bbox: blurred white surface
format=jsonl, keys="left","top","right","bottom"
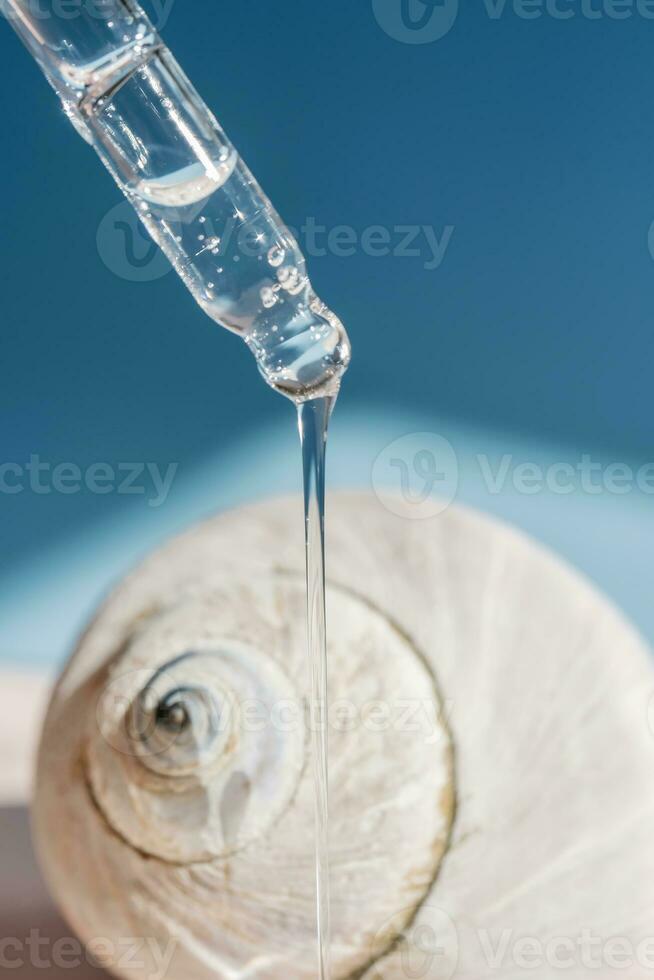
{"left": 0, "top": 672, "right": 52, "bottom": 804}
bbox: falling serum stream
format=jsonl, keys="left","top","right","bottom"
{"left": 3, "top": 1, "right": 352, "bottom": 975}
{"left": 298, "top": 395, "right": 335, "bottom": 980}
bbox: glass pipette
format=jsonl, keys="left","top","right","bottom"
{"left": 1, "top": 0, "right": 351, "bottom": 400}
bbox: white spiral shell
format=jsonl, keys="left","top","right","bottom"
{"left": 32, "top": 492, "right": 654, "bottom": 979}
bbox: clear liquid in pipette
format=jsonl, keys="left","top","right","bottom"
{"left": 124, "top": 152, "right": 350, "bottom": 399}
{"left": 133, "top": 154, "right": 238, "bottom": 208}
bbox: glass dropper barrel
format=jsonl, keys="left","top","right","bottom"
{"left": 1, "top": 0, "right": 351, "bottom": 400}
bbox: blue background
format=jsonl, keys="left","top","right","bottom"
{"left": 1, "top": 0, "right": 653, "bottom": 666}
